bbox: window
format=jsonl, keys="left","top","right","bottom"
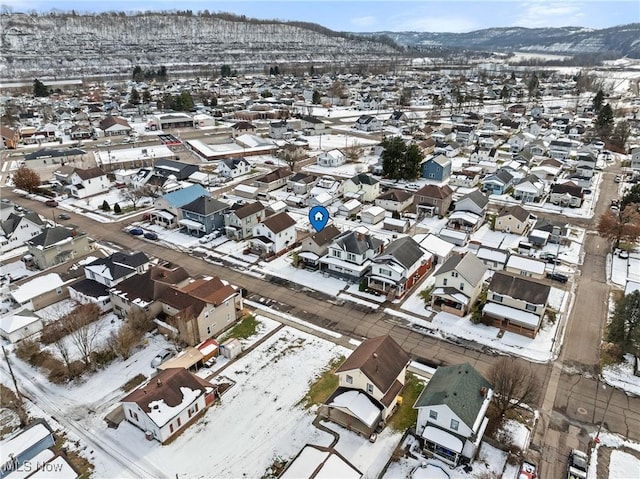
{"left": 380, "top": 268, "right": 393, "bottom": 277}
{"left": 346, "top": 253, "right": 356, "bottom": 262}
{"left": 525, "top": 303, "right": 536, "bottom": 312}
{"left": 177, "top": 418, "right": 181, "bottom": 427}
{"left": 451, "top": 271, "right": 458, "bottom": 277}
{"left": 492, "top": 294, "right": 503, "bottom": 303}
{"left": 169, "top": 424, "right": 174, "bottom": 433}
{"left": 450, "top": 419, "right": 459, "bottom": 431}
{"left": 366, "top": 383, "right": 374, "bottom": 394}
{"left": 206, "top": 326, "right": 211, "bottom": 335}
{"left": 56, "top": 287, "right": 62, "bottom": 295}
{"left": 443, "top": 278, "right": 448, "bottom": 286}
{"left": 429, "top": 410, "right": 438, "bottom": 420}
{"left": 332, "top": 249, "right": 341, "bottom": 258}
{"left": 459, "top": 283, "right": 464, "bottom": 291}
{"left": 346, "top": 375, "right": 353, "bottom": 384}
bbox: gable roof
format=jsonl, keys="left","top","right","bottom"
{"left": 161, "top": 185, "right": 209, "bottom": 207}
{"left": 336, "top": 335, "right": 410, "bottom": 393}
{"left": 99, "top": 116, "right": 131, "bottom": 130}
{"left": 255, "top": 167, "right": 292, "bottom": 184}
{"left": 179, "top": 276, "right": 238, "bottom": 306}
{"left": 415, "top": 184, "right": 453, "bottom": 199}
{"left": 86, "top": 251, "right": 148, "bottom": 281}
{"left": 158, "top": 287, "right": 206, "bottom": 317}
{"left": 121, "top": 368, "right": 212, "bottom": 427}
{"left": 73, "top": 166, "right": 106, "bottom": 180}
{"left": 457, "top": 189, "right": 488, "bottom": 210}
{"left": 111, "top": 264, "right": 190, "bottom": 303}
{"left": 497, "top": 205, "right": 530, "bottom": 223}
{"left": 414, "top": 363, "right": 491, "bottom": 429}
{"left": 489, "top": 272, "right": 550, "bottom": 305}
{"left": 374, "top": 236, "right": 425, "bottom": 269}
{"left": 1, "top": 212, "right": 43, "bottom": 235}
{"left": 28, "top": 226, "right": 79, "bottom": 248}
{"left": 551, "top": 182, "right": 583, "bottom": 197}
{"left": 436, "top": 253, "right": 487, "bottom": 287}
{"left": 308, "top": 224, "right": 341, "bottom": 247}
{"left": 221, "top": 157, "right": 248, "bottom": 169}
{"left": 229, "top": 201, "right": 265, "bottom": 219}
{"left": 349, "top": 173, "right": 379, "bottom": 186}
{"left": 333, "top": 230, "right": 383, "bottom": 255}
{"left": 181, "top": 196, "right": 228, "bottom": 216}
{"left": 261, "top": 211, "right": 296, "bottom": 233}
{"left": 377, "top": 189, "right": 413, "bottom": 203}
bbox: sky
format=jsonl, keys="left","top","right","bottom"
{"left": 2, "top": 0, "right": 638, "bottom": 33}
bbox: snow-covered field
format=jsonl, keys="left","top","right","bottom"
{"left": 105, "top": 326, "right": 351, "bottom": 478}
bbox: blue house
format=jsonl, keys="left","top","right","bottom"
{"left": 481, "top": 169, "right": 514, "bottom": 195}
{"left": 421, "top": 155, "right": 451, "bottom": 181}
{"left": 1, "top": 420, "right": 55, "bottom": 477}
{"left": 179, "top": 196, "right": 229, "bottom": 236}
{"left": 151, "top": 184, "right": 210, "bottom": 228}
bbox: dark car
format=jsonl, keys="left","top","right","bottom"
{"left": 45, "top": 199, "right": 58, "bottom": 207}
{"left": 567, "top": 449, "right": 588, "bottom": 479}
{"left": 546, "top": 272, "right": 568, "bottom": 283}
{"left": 128, "top": 227, "right": 144, "bottom": 236}
{"left": 143, "top": 232, "right": 159, "bottom": 240}
{"left": 58, "top": 213, "right": 71, "bottom": 220}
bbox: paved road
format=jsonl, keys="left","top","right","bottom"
{"left": 2, "top": 157, "right": 639, "bottom": 475}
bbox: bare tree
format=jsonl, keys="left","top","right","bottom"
{"left": 107, "top": 324, "right": 141, "bottom": 360}
{"left": 277, "top": 146, "right": 306, "bottom": 172}
{"left": 62, "top": 303, "right": 102, "bottom": 368}
{"left": 120, "top": 185, "right": 149, "bottom": 210}
{"left": 343, "top": 144, "right": 364, "bottom": 163}
{"left": 13, "top": 166, "right": 41, "bottom": 193}
{"left": 488, "top": 357, "right": 541, "bottom": 418}
{"left": 597, "top": 204, "right": 640, "bottom": 248}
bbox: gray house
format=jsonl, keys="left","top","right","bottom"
{"left": 179, "top": 196, "right": 229, "bottom": 236}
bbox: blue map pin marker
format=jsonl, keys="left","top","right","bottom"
{"left": 309, "top": 205, "right": 329, "bottom": 232}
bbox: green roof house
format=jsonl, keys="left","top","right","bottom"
{"left": 413, "top": 363, "right": 493, "bottom": 467}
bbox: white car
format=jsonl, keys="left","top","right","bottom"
{"left": 151, "top": 349, "right": 175, "bottom": 368}
{"left": 567, "top": 449, "right": 588, "bottom": 479}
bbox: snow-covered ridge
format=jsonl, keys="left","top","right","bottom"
{"left": 0, "top": 13, "right": 399, "bottom": 80}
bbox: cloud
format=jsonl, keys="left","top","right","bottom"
{"left": 351, "top": 15, "right": 377, "bottom": 28}
{"left": 514, "top": 1, "right": 587, "bottom": 28}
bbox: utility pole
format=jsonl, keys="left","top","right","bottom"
{"left": 594, "top": 384, "right": 614, "bottom": 443}
{"left": 2, "top": 345, "right": 23, "bottom": 403}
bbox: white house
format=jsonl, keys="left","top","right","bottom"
{"left": 218, "top": 157, "right": 251, "bottom": 178}
{"left": 1, "top": 212, "right": 44, "bottom": 254}
{"left": 320, "top": 230, "right": 383, "bottom": 280}
{"left": 430, "top": 253, "right": 487, "bottom": 316}
{"left": 67, "top": 167, "right": 111, "bottom": 199}
{"left": 513, "top": 174, "right": 545, "bottom": 203}
{"left": 9, "top": 273, "right": 65, "bottom": 310}
{"left": 0, "top": 310, "right": 43, "bottom": 343}
{"left": 317, "top": 149, "right": 346, "bottom": 167}
{"left": 251, "top": 212, "right": 297, "bottom": 257}
{"left": 631, "top": 147, "right": 640, "bottom": 173}
{"left": 343, "top": 173, "right": 380, "bottom": 203}
{"left": 120, "top": 368, "right": 216, "bottom": 444}
{"left": 414, "top": 363, "right": 493, "bottom": 467}
{"left": 354, "top": 115, "right": 382, "bottom": 132}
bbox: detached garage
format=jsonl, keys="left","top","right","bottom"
{"left": 360, "top": 206, "right": 386, "bottom": 225}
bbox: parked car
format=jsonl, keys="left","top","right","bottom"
{"left": 143, "top": 231, "right": 159, "bottom": 240}
{"left": 45, "top": 199, "right": 58, "bottom": 207}
{"left": 619, "top": 250, "right": 629, "bottom": 259}
{"left": 614, "top": 175, "right": 622, "bottom": 183}
{"left": 567, "top": 449, "right": 588, "bottom": 479}
{"left": 151, "top": 349, "right": 175, "bottom": 368}
{"left": 519, "top": 461, "right": 537, "bottom": 479}
{"left": 546, "top": 272, "right": 569, "bottom": 283}
{"left": 58, "top": 213, "right": 71, "bottom": 220}
{"left": 128, "top": 227, "right": 144, "bottom": 236}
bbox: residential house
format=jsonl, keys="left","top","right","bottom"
{"left": 575, "top": 150, "right": 597, "bottom": 179}
{"left": 449, "top": 170, "right": 480, "bottom": 188}
{"left": 69, "top": 124, "right": 93, "bottom": 140}
{"left": 218, "top": 157, "right": 251, "bottom": 178}
{"left": 421, "top": 155, "right": 451, "bottom": 182}
{"left": 179, "top": 196, "right": 228, "bottom": 236}
{"left": 158, "top": 276, "right": 243, "bottom": 345}
{"left": 224, "top": 201, "right": 265, "bottom": 240}
{"left": 99, "top": 116, "right": 132, "bottom": 136}
{"left": 319, "top": 335, "right": 411, "bottom": 437}
{"left": 476, "top": 246, "right": 509, "bottom": 271}
{"left": 494, "top": 205, "right": 533, "bottom": 234}
{"left": 417, "top": 233, "right": 455, "bottom": 266}
{"left": 375, "top": 189, "right": 413, "bottom": 213}
{"left": 317, "top": 149, "right": 346, "bottom": 168}
{"left": 320, "top": 230, "right": 383, "bottom": 280}
{"left": 66, "top": 167, "right": 110, "bottom": 199}
{"left": 447, "top": 190, "right": 488, "bottom": 233}
{"left": 431, "top": 253, "right": 488, "bottom": 316}
{"left": 481, "top": 169, "right": 514, "bottom": 195}
{"left": 9, "top": 273, "right": 67, "bottom": 311}
{"left": 154, "top": 159, "right": 199, "bottom": 181}
{"left": 513, "top": 174, "right": 545, "bottom": 203}
{"left": 507, "top": 132, "right": 528, "bottom": 152}
{"left": 298, "top": 224, "right": 341, "bottom": 269}
{"left": 25, "top": 227, "right": 90, "bottom": 270}
{"left": 483, "top": 272, "right": 551, "bottom": 338}
{"left": 280, "top": 445, "right": 362, "bottom": 479}
{"left": 414, "top": 184, "right": 454, "bottom": 217}
{"left": 0, "top": 420, "right": 57, "bottom": 475}
{"left": 109, "top": 263, "right": 191, "bottom": 319}
{"left": 505, "top": 255, "right": 546, "bottom": 279}
{"left": 151, "top": 184, "right": 210, "bottom": 228}
{"left": 343, "top": 173, "right": 380, "bottom": 203}
{"left": 300, "top": 115, "right": 326, "bottom": 134}
{"left": 549, "top": 182, "right": 584, "bottom": 208}
{"left": 0, "top": 213, "right": 44, "bottom": 254}
{"left": 548, "top": 139, "right": 572, "bottom": 160}
{"left": 414, "top": 363, "right": 493, "bottom": 467}
{"left": 0, "top": 310, "right": 43, "bottom": 343}
{"left": 121, "top": 368, "right": 217, "bottom": 444}
{"left": 1, "top": 125, "right": 19, "bottom": 149}
{"left": 254, "top": 167, "right": 292, "bottom": 192}
{"left": 367, "top": 237, "right": 432, "bottom": 299}
{"left": 268, "top": 120, "right": 291, "bottom": 139}
{"left": 150, "top": 113, "right": 195, "bottom": 130}
{"left": 287, "top": 172, "right": 317, "bottom": 195}
{"left": 69, "top": 251, "right": 150, "bottom": 311}
{"left": 455, "top": 125, "right": 475, "bottom": 146}
{"left": 250, "top": 212, "right": 297, "bottom": 257}
{"left": 434, "top": 140, "right": 460, "bottom": 158}
{"left": 354, "top": 115, "right": 381, "bottom": 132}
{"left": 360, "top": 206, "right": 386, "bottom": 225}
{"left": 230, "top": 120, "right": 256, "bottom": 137}
{"left": 528, "top": 220, "right": 568, "bottom": 247}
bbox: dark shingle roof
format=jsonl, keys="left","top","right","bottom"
{"left": 73, "top": 167, "right": 106, "bottom": 180}
{"left": 181, "top": 196, "right": 228, "bottom": 216}
{"left": 334, "top": 230, "right": 382, "bottom": 255}
{"left": 413, "top": 363, "right": 491, "bottom": 429}
{"left": 497, "top": 205, "right": 530, "bottom": 223}
{"left": 230, "top": 201, "right": 264, "bottom": 219}
{"left": 28, "top": 227, "right": 78, "bottom": 248}
{"left": 261, "top": 212, "right": 296, "bottom": 234}
{"left": 336, "top": 335, "right": 410, "bottom": 393}
{"left": 374, "top": 236, "right": 424, "bottom": 269}
{"left": 415, "top": 184, "right": 453, "bottom": 199}
{"left": 457, "top": 189, "right": 488, "bottom": 210}
{"left": 489, "top": 272, "right": 550, "bottom": 305}
{"left": 377, "top": 189, "right": 412, "bottom": 203}
{"left": 349, "top": 173, "right": 379, "bottom": 186}
{"left": 87, "top": 251, "right": 149, "bottom": 281}
{"left": 308, "top": 224, "right": 341, "bottom": 247}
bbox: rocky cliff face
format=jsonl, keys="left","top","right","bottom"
{"left": 377, "top": 24, "right": 640, "bottom": 58}
{"left": 0, "top": 12, "right": 400, "bottom": 80}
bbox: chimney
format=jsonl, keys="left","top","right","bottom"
{"left": 156, "top": 379, "right": 163, "bottom": 387}
{"left": 357, "top": 232, "right": 363, "bottom": 241}
{"left": 480, "top": 387, "right": 487, "bottom": 397}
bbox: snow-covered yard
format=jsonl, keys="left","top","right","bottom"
{"left": 602, "top": 354, "right": 640, "bottom": 397}
{"left": 588, "top": 432, "right": 640, "bottom": 479}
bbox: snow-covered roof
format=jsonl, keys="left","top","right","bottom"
{"left": 0, "top": 311, "right": 40, "bottom": 334}
{"left": 477, "top": 247, "right": 508, "bottom": 263}
{"left": 506, "top": 255, "right": 545, "bottom": 274}
{"left": 328, "top": 390, "right": 381, "bottom": 428}
{"left": 416, "top": 233, "right": 455, "bottom": 258}
{"left": 281, "top": 445, "right": 361, "bottom": 479}
{"left": 27, "top": 456, "right": 77, "bottom": 479}
{"left": 0, "top": 423, "right": 51, "bottom": 465}
{"left": 10, "top": 274, "right": 64, "bottom": 305}
{"left": 422, "top": 425, "right": 463, "bottom": 453}
{"left": 483, "top": 302, "right": 541, "bottom": 329}
{"left": 362, "top": 205, "right": 385, "bottom": 217}
{"left": 146, "top": 386, "right": 201, "bottom": 428}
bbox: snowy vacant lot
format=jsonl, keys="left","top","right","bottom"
{"left": 105, "top": 327, "right": 352, "bottom": 478}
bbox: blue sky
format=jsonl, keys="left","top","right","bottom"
{"left": 3, "top": 1, "right": 638, "bottom": 32}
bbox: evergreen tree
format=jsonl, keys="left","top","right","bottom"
{"left": 593, "top": 90, "right": 605, "bottom": 113}
{"left": 101, "top": 200, "right": 111, "bottom": 211}
{"left": 33, "top": 78, "right": 48, "bottom": 97}
{"left": 220, "top": 65, "right": 232, "bottom": 77}
{"left": 606, "top": 291, "right": 640, "bottom": 354}
{"left": 611, "top": 120, "right": 631, "bottom": 150}
{"left": 132, "top": 65, "right": 144, "bottom": 82}
{"left": 596, "top": 103, "right": 614, "bottom": 139}
{"left": 157, "top": 66, "right": 167, "bottom": 80}
{"left": 381, "top": 136, "right": 424, "bottom": 181}
{"left": 312, "top": 90, "right": 321, "bottom": 105}
{"left": 130, "top": 87, "right": 140, "bottom": 105}
{"left": 142, "top": 89, "right": 152, "bottom": 103}
{"left": 113, "top": 203, "right": 122, "bottom": 214}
